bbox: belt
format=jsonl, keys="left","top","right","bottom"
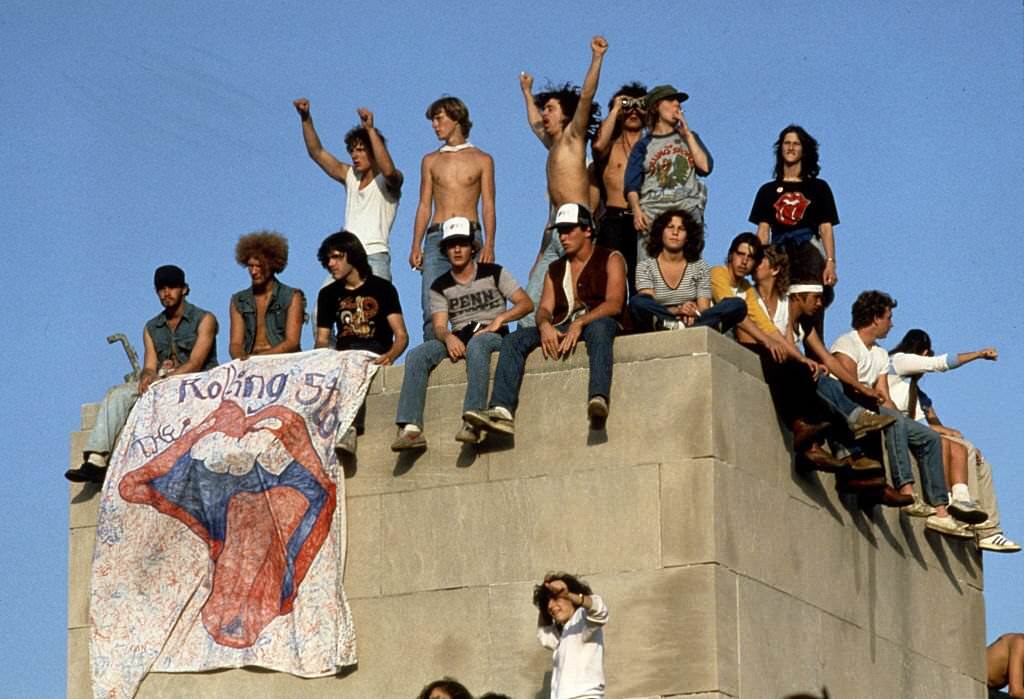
{"left": 427, "top": 221, "right": 482, "bottom": 234}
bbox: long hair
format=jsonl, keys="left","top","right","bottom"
{"left": 763, "top": 245, "right": 790, "bottom": 295}
{"left": 646, "top": 209, "right": 705, "bottom": 262}
{"left": 534, "top": 83, "right": 601, "bottom": 141}
{"left": 890, "top": 328, "right": 932, "bottom": 356}
{"left": 725, "top": 232, "right": 765, "bottom": 266}
{"left": 773, "top": 124, "right": 820, "bottom": 179}
{"left": 316, "top": 230, "right": 371, "bottom": 277}
{"left": 602, "top": 81, "right": 647, "bottom": 143}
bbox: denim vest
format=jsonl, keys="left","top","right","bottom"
{"left": 145, "top": 301, "right": 219, "bottom": 371}
{"left": 230, "top": 281, "right": 300, "bottom": 354}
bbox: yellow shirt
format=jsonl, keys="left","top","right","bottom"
{"left": 709, "top": 266, "right": 776, "bottom": 336}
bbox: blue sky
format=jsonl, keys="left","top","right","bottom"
{"left": 2, "top": 2, "right": 1021, "bottom": 695}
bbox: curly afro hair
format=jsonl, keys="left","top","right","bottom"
{"left": 235, "top": 230, "right": 289, "bottom": 274}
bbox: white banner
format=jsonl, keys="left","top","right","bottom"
{"left": 89, "top": 349, "right": 378, "bottom": 699}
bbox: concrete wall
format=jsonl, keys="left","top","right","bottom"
{"left": 67, "top": 329, "right": 987, "bottom": 698}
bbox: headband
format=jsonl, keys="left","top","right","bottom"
{"left": 789, "top": 284, "right": 824, "bottom": 294}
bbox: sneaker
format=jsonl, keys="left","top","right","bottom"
{"left": 64, "top": 462, "right": 107, "bottom": 484}
{"left": 654, "top": 318, "right": 685, "bottom": 331}
{"left": 454, "top": 420, "right": 484, "bottom": 444}
{"left": 900, "top": 496, "right": 936, "bottom": 518}
{"left": 850, "top": 411, "right": 897, "bottom": 440}
{"left": 947, "top": 498, "right": 989, "bottom": 525}
{"left": 925, "top": 514, "right": 974, "bottom": 539}
{"left": 977, "top": 533, "right": 1022, "bottom": 553}
{"left": 587, "top": 396, "right": 609, "bottom": 420}
{"left": 336, "top": 426, "right": 357, "bottom": 455}
{"left": 464, "top": 407, "right": 514, "bottom": 435}
{"left": 390, "top": 426, "right": 426, "bottom": 452}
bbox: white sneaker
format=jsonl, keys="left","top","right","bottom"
{"left": 977, "top": 533, "right": 1022, "bottom": 553}
{"left": 925, "top": 514, "right": 974, "bottom": 539}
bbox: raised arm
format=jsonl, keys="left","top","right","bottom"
{"left": 519, "top": 71, "right": 550, "bottom": 147}
{"left": 569, "top": 36, "right": 608, "bottom": 139}
{"left": 358, "top": 107, "right": 403, "bottom": 195}
{"left": 293, "top": 98, "right": 350, "bottom": 183}
{"left": 677, "top": 109, "right": 711, "bottom": 174}
{"left": 480, "top": 153, "right": 497, "bottom": 263}
{"left": 591, "top": 97, "right": 622, "bottom": 157}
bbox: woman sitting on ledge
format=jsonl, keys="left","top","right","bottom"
{"left": 628, "top": 208, "right": 745, "bottom": 333}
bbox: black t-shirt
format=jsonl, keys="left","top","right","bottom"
{"left": 748, "top": 178, "right": 839, "bottom": 239}
{"left": 316, "top": 274, "right": 403, "bottom": 353}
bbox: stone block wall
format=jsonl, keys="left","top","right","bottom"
{"left": 67, "top": 329, "right": 986, "bottom": 698}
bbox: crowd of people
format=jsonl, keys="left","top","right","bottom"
{"left": 64, "top": 35, "right": 1018, "bottom": 698}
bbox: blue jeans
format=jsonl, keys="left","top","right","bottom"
{"left": 490, "top": 317, "right": 616, "bottom": 415}
{"left": 395, "top": 332, "right": 503, "bottom": 428}
{"left": 519, "top": 234, "right": 564, "bottom": 328}
{"left": 880, "top": 406, "right": 948, "bottom": 506}
{"left": 815, "top": 375, "right": 863, "bottom": 421}
{"left": 367, "top": 252, "right": 392, "bottom": 281}
{"left": 84, "top": 382, "right": 140, "bottom": 455}
{"left": 628, "top": 294, "right": 746, "bottom": 333}
{"left": 419, "top": 230, "right": 451, "bottom": 340}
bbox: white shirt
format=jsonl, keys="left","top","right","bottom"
{"left": 887, "top": 352, "right": 952, "bottom": 420}
{"left": 830, "top": 330, "right": 889, "bottom": 386}
{"left": 757, "top": 292, "right": 804, "bottom": 343}
{"left": 343, "top": 169, "right": 399, "bottom": 256}
{"left": 537, "top": 595, "right": 609, "bottom": 699}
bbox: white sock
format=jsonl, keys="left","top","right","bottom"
{"left": 401, "top": 424, "right": 421, "bottom": 435}
{"left": 86, "top": 452, "right": 108, "bottom": 467}
{"left": 951, "top": 483, "right": 971, "bottom": 502}
{"left": 492, "top": 406, "right": 513, "bottom": 420}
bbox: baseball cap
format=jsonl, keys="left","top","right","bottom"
{"left": 551, "top": 203, "right": 594, "bottom": 231}
{"left": 153, "top": 264, "right": 187, "bottom": 288}
{"left": 645, "top": 84, "right": 689, "bottom": 109}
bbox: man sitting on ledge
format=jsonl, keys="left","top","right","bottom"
{"left": 391, "top": 217, "right": 532, "bottom": 450}
{"left": 228, "top": 230, "right": 305, "bottom": 360}
{"left": 466, "top": 203, "right": 625, "bottom": 435}
{"left": 65, "top": 265, "right": 219, "bottom": 483}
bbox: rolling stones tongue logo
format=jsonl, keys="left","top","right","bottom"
{"left": 119, "top": 401, "right": 335, "bottom": 648}
{"left": 773, "top": 191, "right": 811, "bottom": 226}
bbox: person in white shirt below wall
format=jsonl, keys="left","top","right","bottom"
{"left": 887, "top": 328, "right": 1019, "bottom": 553}
{"left": 534, "top": 572, "right": 609, "bottom": 699}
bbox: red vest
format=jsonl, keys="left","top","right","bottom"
{"left": 548, "top": 246, "right": 622, "bottom": 325}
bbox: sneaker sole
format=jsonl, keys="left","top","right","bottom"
{"left": 390, "top": 440, "right": 426, "bottom": 453}
{"left": 464, "top": 411, "right": 515, "bottom": 435}
{"left": 979, "top": 543, "right": 1022, "bottom": 553}
{"left": 948, "top": 505, "right": 989, "bottom": 525}
{"left": 925, "top": 522, "right": 974, "bottom": 539}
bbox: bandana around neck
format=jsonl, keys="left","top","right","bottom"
{"left": 439, "top": 142, "right": 476, "bottom": 153}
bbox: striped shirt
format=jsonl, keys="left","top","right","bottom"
{"left": 635, "top": 256, "right": 711, "bottom": 306}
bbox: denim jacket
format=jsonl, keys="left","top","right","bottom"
{"left": 230, "top": 281, "right": 301, "bottom": 354}
{"left": 145, "top": 301, "right": 219, "bottom": 371}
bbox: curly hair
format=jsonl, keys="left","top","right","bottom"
{"left": 763, "top": 245, "right": 790, "bottom": 295}
{"left": 416, "top": 678, "right": 473, "bottom": 699}
{"left": 235, "top": 230, "right": 289, "bottom": 273}
{"left": 426, "top": 96, "right": 473, "bottom": 137}
{"left": 773, "top": 124, "right": 820, "bottom": 179}
{"left": 533, "top": 572, "right": 593, "bottom": 627}
{"left": 344, "top": 126, "right": 386, "bottom": 153}
{"left": 646, "top": 209, "right": 705, "bottom": 262}
{"left": 534, "top": 82, "right": 601, "bottom": 141}
{"left": 850, "top": 290, "right": 897, "bottom": 330}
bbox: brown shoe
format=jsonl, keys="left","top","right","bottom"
{"left": 797, "top": 443, "right": 846, "bottom": 473}
{"left": 836, "top": 475, "right": 886, "bottom": 495}
{"left": 851, "top": 411, "right": 897, "bottom": 440}
{"left": 791, "top": 418, "right": 830, "bottom": 450}
{"left": 860, "top": 485, "right": 915, "bottom": 508}
{"left": 845, "top": 455, "right": 885, "bottom": 476}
